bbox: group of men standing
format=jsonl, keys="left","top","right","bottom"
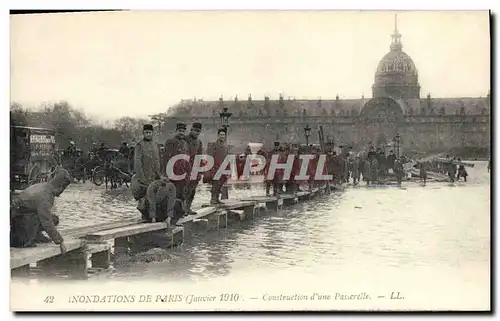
{"left": 254, "top": 143, "right": 409, "bottom": 195}
{"left": 131, "top": 122, "right": 231, "bottom": 226}
{"left": 255, "top": 142, "right": 352, "bottom": 196}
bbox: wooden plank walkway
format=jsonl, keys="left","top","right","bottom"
{"left": 10, "top": 187, "right": 331, "bottom": 279}
{"left": 85, "top": 223, "right": 183, "bottom": 242}
{"left": 11, "top": 238, "right": 84, "bottom": 269}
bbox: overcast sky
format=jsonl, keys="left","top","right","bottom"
{"left": 10, "top": 10, "right": 490, "bottom": 121}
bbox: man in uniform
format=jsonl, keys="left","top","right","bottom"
{"left": 265, "top": 142, "right": 281, "bottom": 196}
{"left": 387, "top": 150, "right": 396, "bottom": 171}
{"left": 131, "top": 124, "right": 161, "bottom": 213}
{"left": 206, "top": 128, "right": 229, "bottom": 205}
{"left": 133, "top": 177, "right": 177, "bottom": 225}
{"left": 185, "top": 123, "right": 203, "bottom": 215}
{"left": 10, "top": 168, "right": 71, "bottom": 253}
{"left": 256, "top": 146, "right": 268, "bottom": 176}
{"left": 164, "top": 123, "right": 190, "bottom": 217}
{"left": 393, "top": 158, "right": 404, "bottom": 186}
{"left": 98, "top": 142, "right": 107, "bottom": 162}
{"left": 286, "top": 144, "right": 300, "bottom": 193}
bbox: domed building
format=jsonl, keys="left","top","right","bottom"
{"left": 372, "top": 17, "right": 420, "bottom": 100}
{"left": 154, "top": 15, "right": 490, "bottom": 156}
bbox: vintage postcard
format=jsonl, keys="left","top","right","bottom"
{"left": 9, "top": 10, "right": 491, "bottom": 311}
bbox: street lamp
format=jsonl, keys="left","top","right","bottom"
{"left": 218, "top": 102, "right": 232, "bottom": 201}
{"left": 219, "top": 107, "right": 232, "bottom": 130}
{"left": 393, "top": 133, "right": 401, "bottom": 158}
{"left": 304, "top": 124, "right": 312, "bottom": 147}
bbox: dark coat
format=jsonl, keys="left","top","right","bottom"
{"left": 10, "top": 168, "right": 71, "bottom": 244}
{"left": 134, "top": 139, "right": 161, "bottom": 185}
{"left": 185, "top": 134, "right": 203, "bottom": 181}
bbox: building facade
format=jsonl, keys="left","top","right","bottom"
{"left": 154, "top": 17, "right": 490, "bottom": 155}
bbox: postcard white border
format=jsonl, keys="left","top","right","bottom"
{"left": 3, "top": 0, "right": 498, "bottom": 319}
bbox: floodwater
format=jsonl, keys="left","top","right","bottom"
{"left": 53, "top": 162, "right": 490, "bottom": 309}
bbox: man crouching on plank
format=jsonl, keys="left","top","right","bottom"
{"left": 131, "top": 176, "right": 177, "bottom": 226}
{"left": 10, "top": 168, "right": 70, "bottom": 254}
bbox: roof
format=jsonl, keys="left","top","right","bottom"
{"left": 165, "top": 95, "right": 490, "bottom": 118}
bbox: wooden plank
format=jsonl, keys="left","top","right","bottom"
{"left": 10, "top": 238, "right": 85, "bottom": 269}
{"left": 240, "top": 196, "right": 278, "bottom": 202}
{"left": 177, "top": 206, "right": 217, "bottom": 225}
{"left": 221, "top": 200, "right": 257, "bottom": 210}
{"left": 85, "top": 223, "right": 183, "bottom": 242}
{"left": 278, "top": 194, "right": 296, "bottom": 199}
{"left": 62, "top": 218, "right": 143, "bottom": 237}
{"left": 87, "top": 242, "right": 112, "bottom": 254}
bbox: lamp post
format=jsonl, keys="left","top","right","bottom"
{"left": 393, "top": 133, "right": 401, "bottom": 158}
{"left": 218, "top": 105, "right": 232, "bottom": 200}
{"left": 219, "top": 107, "right": 232, "bottom": 131}
{"left": 304, "top": 124, "right": 312, "bottom": 148}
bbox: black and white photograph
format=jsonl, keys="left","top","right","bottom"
{"left": 9, "top": 9, "right": 491, "bottom": 311}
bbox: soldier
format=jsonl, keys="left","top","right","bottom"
{"left": 265, "top": 142, "right": 281, "bottom": 196}
{"left": 387, "top": 150, "right": 396, "bottom": 171}
{"left": 206, "top": 128, "right": 229, "bottom": 205}
{"left": 352, "top": 155, "right": 361, "bottom": 185}
{"left": 185, "top": 123, "right": 203, "bottom": 215}
{"left": 132, "top": 124, "right": 161, "bottom": 210}
{"left": 418, "top": 162, "right": 428, "bottom": 185}
{"left": 164, "top": 123, "right": 190, "bottom": 216}
{"left": 133, "top": 177, "right": 177, "bottom": 224}
{"left": 97, "top": 142, "right": 107, "bottom": 162}
{"left": 393, "top": 158, "right": 404, "bottom": 186}
{"left": 65, "top": 140, "right": 76, "bottom": 158}
{"left": 307, "top": 147, "right": 319, "bottom": 190}
{"left": 256, "top": 146, "right": 268, "bottom": 176}
{"left": 272, "top": 147, "right": 288, "bottom": 195}
{"left": 445, "top": 155, "right": 457, "bottom": 183}
{"left": 10, "top": 168, "right": 71, "bottom": 253}
{"left": 286, "top": 144, "right": 301, "bottom": 193}
{"left": 456, "top": 158, "right": 468, "bottom": 182}
{"left": 119, "top": 142, "right": 130, "bottom": 158}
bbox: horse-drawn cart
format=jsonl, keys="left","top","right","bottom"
{"left": 10, "top": 126, "right": 57, "bottom": 191}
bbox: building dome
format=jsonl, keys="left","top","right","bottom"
{"left": 376, "top": 51, "right": 418, "bottom": 82}
{"left": 372, "top": 15, "right": 421, "bottom": 99}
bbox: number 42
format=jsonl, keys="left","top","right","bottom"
{"left": 44, "top": 296, "right": 54, "bottom": 304}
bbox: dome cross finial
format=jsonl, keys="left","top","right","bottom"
{"left": 390, "top": 13, "right": 403, "bottom": 51}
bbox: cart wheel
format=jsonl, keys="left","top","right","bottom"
{"left": 92, "top": 167, "right": 106, "bottom": 186}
